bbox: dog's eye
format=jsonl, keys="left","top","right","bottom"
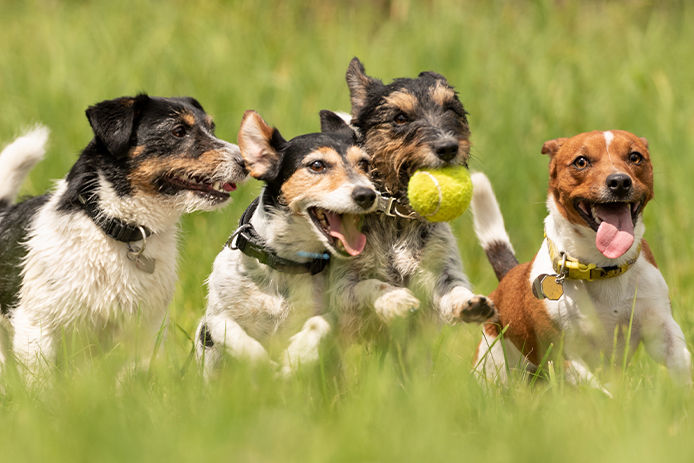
{"left": 308, "top": 160, "right": 326, "bottom": 173}
{"left": 357, "top": 159, "right": 370, "bottom": 172}
{"left": 572, "top": 156, "right": 590, "bottom": 169}
{"left": 393, "top": 113, "right": 408, "bottom": 125}
{"left": 628, "top": 151, "right": 643, "bottom": 165}
{"left": 172, "top": 126, "right": 187, "bottom": 138}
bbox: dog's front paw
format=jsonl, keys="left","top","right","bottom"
{"left": 373, "top": 287, "right": 420, "bottom": 323}
{"left": 454, "top": 295, "right": 497, "bottom": 323}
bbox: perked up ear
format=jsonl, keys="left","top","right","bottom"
{"left": 237, "top": 110, "right": 286, "bottom": 182}
{"left": 85, "top": 94, "right": 147, "bottom": 157}
{"left": 345, "top": 57, "right": 380, "bottom": 118}
{"left": 541, "top": 137, "right": 568, "bottom": 157}
{"left": 319, "top": 110, "right": 355, "bottom": 138}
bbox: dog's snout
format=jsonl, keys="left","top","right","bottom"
{"left": 606, "top": 173, "right": 632, "bottom": 196}
{"left": 434, "top": 141, "right": 458, "bottom": 161}
{"left": 352, "top": 186, "right": 377, "bottom": 209}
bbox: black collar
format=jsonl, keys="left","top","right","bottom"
{"left": 227, "top": 197, "right": 330, "bottom": 275}
{"left": 76, "top": 191, "right": 152, "bottom": 243}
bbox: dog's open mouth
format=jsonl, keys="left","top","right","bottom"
{"left": 159, "top": 173, "right": 237, "bottom": 202}
{"left": 308, "top": 207, "right": 367, "bottom": 257}
{"left": 574, "top": 199, "right": 643, "bottom": 259}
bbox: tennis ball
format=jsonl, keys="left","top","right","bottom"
{"left": 407, "top": 166, "right": 473, "bottom": 222}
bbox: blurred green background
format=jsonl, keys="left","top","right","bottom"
{"left": 1, "top": 0, "right": 694, "bottom": 461}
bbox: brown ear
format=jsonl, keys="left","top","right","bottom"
{"left": 345, "top": 57, "right": 380, "bottom": 118}
{"left": 541, "top": 137, "right": 568, "bottom": 156}
{"left": 237, "top": 110, "right": 286, "bottom": 182}
{"left": 639, "top": 137, "right": 649, "bottom": 149}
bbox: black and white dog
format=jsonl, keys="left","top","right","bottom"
{"left": 195, "top": 110, "right": 379, "bottom": 376}
{"left": 0, "top": 94, "right": 246, "bottom": 377}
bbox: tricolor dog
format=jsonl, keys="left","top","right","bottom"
{"left": 195, "top": 110, "right": 377, "bottom": 376}
{"left": 472, "top": 130, "right": 691, "bottom": 391}
{"left": 0, "top": 95, "right": 246, "bottom": 377}
{"left": 328, "top": 58, "right": 494, "bottom": 341}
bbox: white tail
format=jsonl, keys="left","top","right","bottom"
{"left": 470, "top": 172, "right": 517, "bottom": 280}
{"left": 0, "top": 125, "right": 49, "bottom": 207}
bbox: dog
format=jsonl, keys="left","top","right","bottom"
{"left": 0, "top": 94, "right": 247, "bottom": 378}
{"left": 471, "top": 130, "right": 692, "bottom": 391}
{"left": 195, "top": 110, "right": 378, "bottom": 377}
{"left": 327, "top": 58, "right": 495, "bottom": 341}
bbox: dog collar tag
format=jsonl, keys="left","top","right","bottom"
{"left": 128, "top": 252, "right": 156, "bottom": 274}
{"left": 532, "top": 274, "right": 564, "bottom": 300}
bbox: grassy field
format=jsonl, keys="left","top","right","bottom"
{"left": 1, "top": 0, "right": 694, "bottom": 461}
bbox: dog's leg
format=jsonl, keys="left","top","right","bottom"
{"left": 195, "top": 312, "right": 270, "bottom": 369}
{"left": 279, "top": 315, "right": 332, "bottom": 377}
{"left": 563, "top": 358, "right": 613, "bottom": 397}
{"left": 640, "top": 308, "right": 692, "bottom": 385}
{"left": 350, "top": 279, "right": 420, "bottom": 322}
{"left": 418, "top": 225, "right": 495, "bottom": 324}
{"left": 11, "top": 307, "right": 56, "bottom": 380}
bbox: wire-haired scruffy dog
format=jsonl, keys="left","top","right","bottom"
{"left": 328, "top": 58, "right": 495, "bottom": 339}
{"left": 0, "top": 95, "right": 246, "bottom": 378}
{"left": 196, "top": 110, "right": 378, "bottom": 377}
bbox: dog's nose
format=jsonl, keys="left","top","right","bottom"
{"left": 352, "top": 186, "right": 377, "bottom": 209}
{"left": 606, "top": 173, "right": 632, "bottom": 196}
{"left": 434, "top": 141, "right": 459, "bottom": 161}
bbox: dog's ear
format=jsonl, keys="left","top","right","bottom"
{"left": 346, "top": 57, "right": 380, "bottom": 118}
{"left": 638, "top": 137, "right": 649, "bottom": 149}
{"left": 418, "top": 71, "right": 448, "bottom": 83}
{"left": 86, "top": 94, "right": 148, "bottom": 157}
{"left": 238, "top": 110, "right": 286, "bottom": 182}
{"left": 541, "top": 138, "right": 568, "bottom": 157}
{"left": 319, "top": 110, "right": 355, "bottom": 138}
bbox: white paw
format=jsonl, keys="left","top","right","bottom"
{"left": 374, "top": 287, "right": 419, "bottom": 323}
{"left": 280, "top": 316, "right": 331, "bottom": 377}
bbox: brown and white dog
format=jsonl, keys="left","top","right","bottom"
{"left": 471, "top": 130, "right": 691, "bottom": 391}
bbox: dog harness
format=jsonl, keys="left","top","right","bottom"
{"left": 533, "top": 233, "right": 641, "bottom": 300}
{"left": 226, "top": 197, "right": 330, "bottom": 275}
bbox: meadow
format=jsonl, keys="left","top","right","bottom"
{"left": 1, "top": 0, "right": 694, "bottom": 461}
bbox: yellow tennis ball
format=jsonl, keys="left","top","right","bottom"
{"left": 407, "top": 166, "right": 473, "bottom": 222}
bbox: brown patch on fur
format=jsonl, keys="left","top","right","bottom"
{"left": 364, "top": 127, "right": 429, "bottom": 194}
{"left": 346, "top": 146, "right": 369, "bottom": 168}
{"left": 384, "top": 90, "right": 417, "bottom": 115}
{"left": 280, "top": 148, "right": 348, "bottom": 210}
{"left": 641, "top": 239, "right": 658, "bottom": 268}
{"left": 129, "top": 145, "right": 145, "bottom": 158}
{"left": 430, "top": 81, "right": 456, "bottom": 106}
{"left": 181, "top": 112, "right": 196, "bottom": 126}
{"left": 545, "top": 130, "right": 653, "bottom": 227}
{"left": 205, "top": 115, "right": 214, "bottom": 127}
{"left": 129, "top": 149, "right": 228, "bottom": 194}
{"left": 486, "top": 258, "right": 559, "bottom": 365}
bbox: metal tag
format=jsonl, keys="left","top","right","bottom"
{"left": 128, "top": 251, "right": 156, "bottom": 274}
{"left": 532, "top": 273, "right": 564, "bottom": 300}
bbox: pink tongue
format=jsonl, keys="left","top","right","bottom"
{"left": 222, "top": 182, "right": 236, "bottom": 192}
{"left": 594, "top": 204, "right": 635, "bottom": 258}
{"left": 326, "top": 212, "right": 366, "bottom": 256}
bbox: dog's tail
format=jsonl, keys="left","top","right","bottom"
{"left": 0, "top": 126, "right": 49, "bottom": 211}
{"left": 470, "top": 172, "right": 518, "bottom": 281}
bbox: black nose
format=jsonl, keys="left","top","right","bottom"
{"left": 606, "top": 173, "right": 632, "bottom": 196}
{"left": 352, "top": 186, "right": 376, "bottom": 209}
{"left": 434, "top": 141, "right": 459, "bottom": 161}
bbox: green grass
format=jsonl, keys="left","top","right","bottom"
{"left": 1, "top": 0, "right": 694, "bottom": 461}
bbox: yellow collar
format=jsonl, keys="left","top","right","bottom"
{"left": 546, "top": 235, "right": 640, "bottom": 281}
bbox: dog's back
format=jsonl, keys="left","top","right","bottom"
{"left": 0, "top": 127, "right": 49, "bottom": 314}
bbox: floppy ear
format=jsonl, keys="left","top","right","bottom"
{"left": 345, "top": 57, "right": 380, "bottom": 118}
{"left": 319, "top": 110, "right": 355, "bottom": 138}
{"left": 639, "top": 137, "right": 649, "bottom": 149}
{"left": 541, "top": 137, "right": 568, "bottom": 157}
{"left": 418, "top": 71, "right": 448, "bottom": 83}
{"left": 85, "top": 94, "right": 147, "bottom": 157}
{"left": 237, "top": 110, "right": 286, "bottom": 182}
